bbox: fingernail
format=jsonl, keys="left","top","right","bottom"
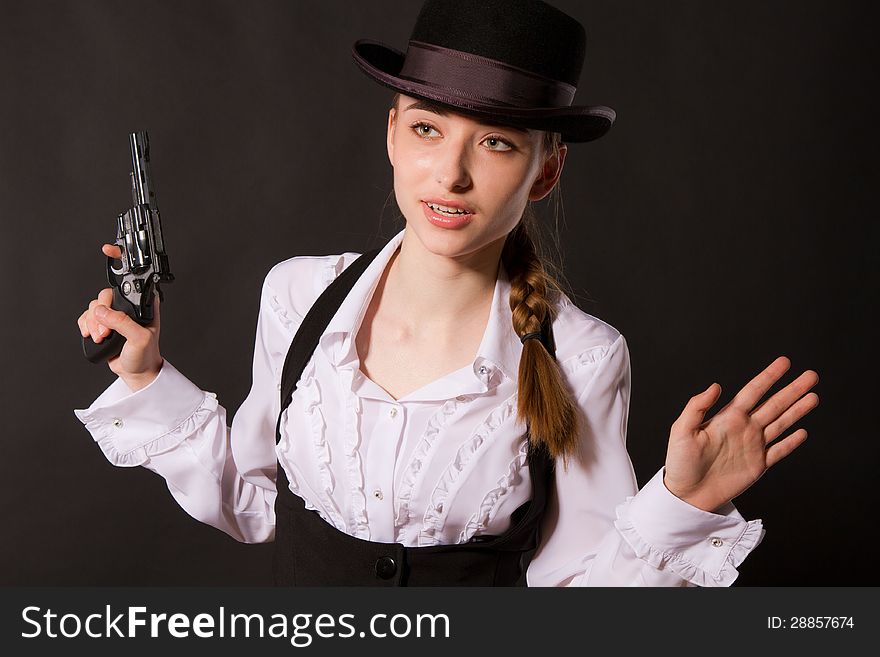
{"left": 95, "top": 306, "right": 107, "bottom": 319}
{"left": 97, "top": 323, "right": 106, "bottom": 334}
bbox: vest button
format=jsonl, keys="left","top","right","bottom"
{"left": 375, "top": 556, "right": 397, "bottom": 580}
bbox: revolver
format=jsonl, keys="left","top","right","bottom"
{"left": 82, "top": 131, "right": 174, "bottom": 364}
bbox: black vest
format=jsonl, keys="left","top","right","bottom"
{"left": 272, "top": 247, "right": 557, "bottom": 586}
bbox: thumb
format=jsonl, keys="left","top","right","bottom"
{"left": 673, "top": 383, "right": 722, "bottom": 433}
{"left": 94, "top": 304, "right": 142, "bottom": 341}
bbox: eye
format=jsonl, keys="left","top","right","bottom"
{"left": 482, "top": 135, "right": 514, "bottom": 152}
{"left": 410, "top": 121, "right": 440, "bottom": 139}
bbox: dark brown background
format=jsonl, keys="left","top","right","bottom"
{"left": 1, "top": 0, "right": 875, "bottom": 585}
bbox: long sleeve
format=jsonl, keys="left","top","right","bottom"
{"left": 526, "top": 334, "right": 766, "bottom": 587}
{"left": 73, "top": 271, "right": 293, "bottom": 544}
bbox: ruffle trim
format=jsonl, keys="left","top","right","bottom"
{"left": 343, "top": 373, "right": 369, "bottom": 539}
{"left": 394, "top": 397, "right": 463, "bottom": 542}
{"left": 278, "top": 358, "right": 346, "bottom": 531}
{"left": 326, "top": 255, "right": 346, "bottom": 285}
{"left": 90, "top": 391, "right": 220, "bottom": 468}
{"left": 275, "top": 421, "right": 323, "bottom": 518}
{"left": 418, "top": 394, "right": 517, "bottom": 546}
{"left": 326, "top": 254, "right": 368, "bottom": 538}
{"left": 269, "top": 253, "right": 356, "bottom": 531}
{"left": 266, "top": 254, "right": 347, "bottom": 336}
{"left": 267, "top": 289, "right": 296, "bottom": 335}
{"left": 458, "top": 434, "right": 530, "bottom": 544}
{"left": 613, "top": 496, "right": 766, "bottom": 587}
{"left": 558, "top": 343, "right": 611, "bottom": 378}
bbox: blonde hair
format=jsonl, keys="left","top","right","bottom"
{"left": 391, "top": 94, "right": 581, "bottom": 466}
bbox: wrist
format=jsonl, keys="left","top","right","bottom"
{"left": 121, "top": 361, "right": 163, "bottom": 393}
{"left": 662, "top": 470, "right": 723, "bottom": 514}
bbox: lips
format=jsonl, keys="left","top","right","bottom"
{"left": 422, "top": 198, "right": 474, "bottom": 214}
{"left": 422, "top": 201, "right": 473, "bottom": 228}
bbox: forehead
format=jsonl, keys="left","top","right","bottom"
{"left": 400, "top": 96, "right": 532, "bottom": 136}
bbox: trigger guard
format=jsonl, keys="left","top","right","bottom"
{"left": 108, "top": 252, "right": 126, "bottom": 276}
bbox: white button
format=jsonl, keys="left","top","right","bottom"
{"left": 456, "top": 395, "right": 467, "bottom": 402}
{"left": 372, "top": 489, "right": 384, "bottom": 500}
{"left": 389, "top": 407, "right": 398, "bottom": 418}
{"left": 478, "top": 365, "right": 488, "bottom": 375}
{"left": 112, "top": 418, "right": 123, "bottom": 429}
{"left": 709, "top": 537, "right": 724, "bottom": 547}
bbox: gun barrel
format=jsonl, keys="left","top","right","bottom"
{"left": 129, "top": 131, "right": 157, "bottom": 208}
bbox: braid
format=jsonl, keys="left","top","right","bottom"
{"left": 501, "top": 131, "right": 581, "bottom": 467}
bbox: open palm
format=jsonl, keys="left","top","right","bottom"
{"left": 663, "top": 356, "right": 819, "bottom": 513}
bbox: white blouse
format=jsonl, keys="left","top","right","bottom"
{"left": 74, "top": 226, "right": 765, "bottom": 586}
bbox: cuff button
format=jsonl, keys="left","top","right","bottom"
{"left": 709, "top": 537, "right": 724, "bottom": 547}
{"left": 112, "top": 418, "right": 124, "bottom": 428}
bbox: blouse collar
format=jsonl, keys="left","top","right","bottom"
{"left": 317, "top": 226, "right": 523, "bottom": 394}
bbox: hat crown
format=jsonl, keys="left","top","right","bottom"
{"left": 408, "top": 0, "right": 586, "bottom": 88}
{"left": 350, "top": 0, "right": 615, "bottom": 142}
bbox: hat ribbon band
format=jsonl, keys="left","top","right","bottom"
{"left": 398, "top": 40, "right": 576, "bottom": 109}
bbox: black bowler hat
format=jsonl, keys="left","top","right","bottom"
{"left": 351, "top": 0, "right": 616, "bottom": 143}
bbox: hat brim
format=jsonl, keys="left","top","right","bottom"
{"left": 352, "top": 39, "right": 615, "bottom": 143}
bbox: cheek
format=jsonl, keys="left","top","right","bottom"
{"left": 478, "top": 162, "right": 532, "bottom": 213}
{"left": 392, "top": 161, "right": 421, "bottom": 207}
{"left": 391, "top": 145, "right": 429, "bottom": 188}
{"left": 396, "top": 149, "right": 433, "bottom": 177}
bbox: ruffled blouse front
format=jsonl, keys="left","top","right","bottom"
{"left": 74, "top": 226, "right": 765, "bottom": 586}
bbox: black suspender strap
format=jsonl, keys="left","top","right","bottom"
{"left": 274, "top": 247, "right": 383, "bottom": 446}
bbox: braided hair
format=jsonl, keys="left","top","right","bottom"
{"left": 501, "top": 176, "right": 582, "bottom": 467}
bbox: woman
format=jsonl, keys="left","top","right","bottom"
{"left": 74, "top": 0, "right": 819, "bottom": 586}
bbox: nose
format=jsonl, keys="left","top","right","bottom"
{"left": 433, "top": 137, "right": 473, "bottom": 191}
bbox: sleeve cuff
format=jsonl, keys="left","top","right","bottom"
{"left": 613, "top": 467, "right": 766, "bottom": 586}
{"left": 73, "top": 360, "right": 219, "bottom": 467}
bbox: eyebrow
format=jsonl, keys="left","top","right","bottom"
{"left": 404, "top": 99, "right": 530, "bottom": 135}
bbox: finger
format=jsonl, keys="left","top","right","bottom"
{"left": 77, "top": 310, "right": 89, "bottom": 338}
{"left": 93, "top": 303, "right": 144, "bottom": 343}
{"left": 730, "top": 356, "right": 791, "bottom": 413}
{"left": 101, "top": 243, "right": 123, "bottom": 259}
{"left": 751, "top": 369, "right": 820, "bottom": 428}
{"left": 763, "top": 392, "right": 819, "bottom": 444}
{"left": 98, "top": 287, "right": 113, "bottom": 307}
{"left": 87, "top": 289, "right": 116, "bottom": 342}
{"left": 672, "top": 383, "right": 722, "bottom": 434}
{"left": 80, "top": 308, "right": 103, "bottom": 340}
{"left": 149, "top": 290, "right": 160, "bottom": 330}
{"left": 766, "top": 428, "right": 808, "bottom": 468}
{"left": 86, "top": 298, "right": 104, "bottom": 341}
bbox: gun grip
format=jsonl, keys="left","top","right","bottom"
{"left": 82, "top": 287, "right": 138, "bottom": 364}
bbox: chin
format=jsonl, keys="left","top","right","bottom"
{"left": 404, "top": 212, "right": 505, "bottom": 262}
{"left": 409, "top": 218, "right": 471, "bottom": 252}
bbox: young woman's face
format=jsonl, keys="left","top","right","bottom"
{"left": 387, "top": 93, "right": 566, "bottom": 262}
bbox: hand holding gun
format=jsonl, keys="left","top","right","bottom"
{"left": 78, "top": 131, "right": 174, "bottom": 388}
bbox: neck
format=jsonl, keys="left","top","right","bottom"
{"left": 381, "top": 228, "right": 505, "bottom": 339}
